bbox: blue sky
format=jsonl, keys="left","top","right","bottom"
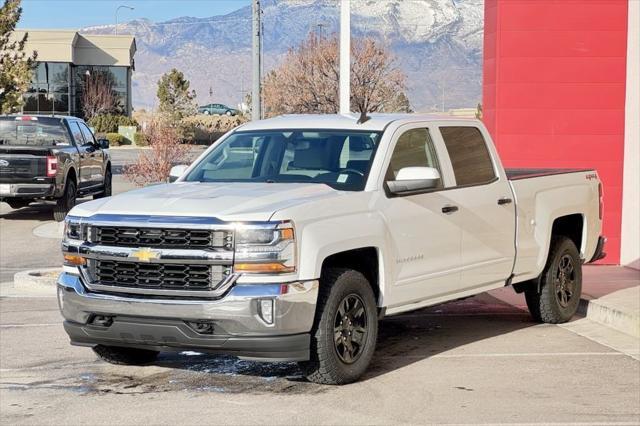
{"left": 19, "top": 0, "right": 251, "bottom": 29}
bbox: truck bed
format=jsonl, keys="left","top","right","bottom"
{"left": 506, "top": 168, "right": 593, "bottom": 180}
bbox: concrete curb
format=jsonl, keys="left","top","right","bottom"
{"left": 578, "top": 287, "right": 640, "bottom": 338}
{"left": 13, "top": 268, "right": 61, "bottom": 290}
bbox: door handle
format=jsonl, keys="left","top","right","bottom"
{"left": 497, "top": 197, "right": 513, "bottom": 205}
{"left": 441, "top": 205, "right": 459, "bottom": 214}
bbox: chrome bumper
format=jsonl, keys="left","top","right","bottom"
{"left": 57, "top": 272, "right": 319, "bottom": 361}
{"left": 0, "top": 183, "right": 55, "bottom": 198}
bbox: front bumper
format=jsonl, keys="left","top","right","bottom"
{"left": 57, "top": 272, "right": 319, "bottom": 361}
{"left": 0, "top": 183, "right": 55, "bottom": 199}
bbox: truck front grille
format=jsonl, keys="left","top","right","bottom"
{"left": 94, "top": 260, "right": 227, "bottom": 291}
{"left": 93, "top": 227, "right": 231, "bottom": 249}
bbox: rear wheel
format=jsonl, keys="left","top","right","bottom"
{"left": 301, "top": 268, "right": 378, "bottom": 385}
{"left": 5, "top": 199, "right": 31, "bottom": 209}
{"left": 93, "top": 345, "right": 159, "bottom": 365}
{"left": 525, "top": 236, "right": 582, "bottom": 323}
{"left": 94, "top": 169, "right": 112, "bottom": 199}
{"left": 53, "top": 178, "right": 76, "bottom": 222}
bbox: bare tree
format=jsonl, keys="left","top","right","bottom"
{"left": 82, "top": 71, "right": 118, "bottom": 120}
{"left": 263, "top": 33, "right": 409, "bottom": 117}
{"left": 124, "top": 118, "right": 190, "bottom": 186}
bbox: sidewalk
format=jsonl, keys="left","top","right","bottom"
{"left": 489, "top": 265, "right": 640, "bottom": 358}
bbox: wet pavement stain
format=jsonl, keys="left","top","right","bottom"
{"left": 3, "top": 354, "right": 326, "bottom": 396}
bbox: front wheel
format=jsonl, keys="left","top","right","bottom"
{"left": 525, "top": 236, "right": 582, "bottom": 324}
{"left": 93, "top": 345, "right": 159, "bottom": 365}
{"left": 301, "top": 268, "right": 378, "bottom": 385}
{"left": 53, "top": 179, "right": 76, "bottom": 222}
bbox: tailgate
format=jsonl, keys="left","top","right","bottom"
{"left": 0, "top": 147, "right": 49, "bottom": 182}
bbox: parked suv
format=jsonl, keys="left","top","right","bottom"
{"left": 197, "top": 103, "right": 238, "bottom": 116}
{"left": 0, "top": 115, "right": 112, "bottom": 221}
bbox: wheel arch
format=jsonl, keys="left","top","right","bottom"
{"left": 320, "top": 247, "right": 382, "bottom": 306}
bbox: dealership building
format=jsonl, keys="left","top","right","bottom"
{"left": 483, "top": 0, "right": 639, "bottom": 268}
{"left": 10, "top": 30, "right": 136, "bottom": 117}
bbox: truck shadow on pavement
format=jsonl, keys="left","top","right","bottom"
{"left": 88, "top": 293, "right": 533, "bottom": 395}
{"left": 0, "top": 203, "right": 57, "bottom": 222}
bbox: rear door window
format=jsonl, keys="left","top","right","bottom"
{"left": 69, "top": 122, "right": 85, "bottom": 146}
{"left": 440, "top": 126, "right": 495, "bottom": 186}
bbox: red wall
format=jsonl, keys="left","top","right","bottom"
{"left": 483, "top": 0, "right": 628, "bottom": 263}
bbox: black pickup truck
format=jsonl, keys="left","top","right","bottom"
{"left": 0, "top": 115, "right": 112, "bottom": 221}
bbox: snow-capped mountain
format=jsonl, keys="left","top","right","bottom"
{"left": 83, "top": 0, "right": 483, "bottom": 112}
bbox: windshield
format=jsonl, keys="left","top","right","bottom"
{"left": 0, "top": 117, "right": 71, "bottom": 147}
{"left": 184, "top": 129, "right": 382, "bottom": 191}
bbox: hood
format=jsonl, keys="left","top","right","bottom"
{"left": 70, "top": 182, "right": 340, "bottom": 222}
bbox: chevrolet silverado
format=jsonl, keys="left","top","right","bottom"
{"left": 58, "top": 114, "right": 605, "bottom": 384}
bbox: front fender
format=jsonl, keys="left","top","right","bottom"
{"left": 295, "top": 211, "right": 389, "bottom": 301}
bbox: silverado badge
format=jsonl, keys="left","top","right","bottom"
{"left": 0, "top": 160, "right": 9, "bottom": 167}
{"left": 129, "top": 247, "right": 161, "bottom": 262}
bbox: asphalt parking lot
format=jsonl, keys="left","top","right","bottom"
{"left": 1, "top": 148, "right": 639, "bottom": 425}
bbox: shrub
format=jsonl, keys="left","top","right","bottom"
{"left": 124, "top": 120, "right": 190, "bottom": 186}
{"left": 182, "top": 114, "right": 248, "bottom": 144}
{"left": 105, "top": 132, "right": 126, "bottom": 146}
{"left": 89, "top": 114, "right": 139, "bottom": 133}
{"left": 133, "top": 132, "right": 149, "bottom": 147}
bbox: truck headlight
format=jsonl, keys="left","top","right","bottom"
{"left": 63, "top": 217, "right": 86, "bottom": 269}
{"left": 234, "top": 223, "right": 296, "bottom": 274}
{"left": 63, "top": 216, "right": 83, "bottom": 240}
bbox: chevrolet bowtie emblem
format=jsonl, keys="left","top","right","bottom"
{"left": 129, "top": 247, "right": 161, "bottom": 262}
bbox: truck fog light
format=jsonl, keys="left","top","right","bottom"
{"left": 259, "top": 299, "right": 274, "bottom": 325}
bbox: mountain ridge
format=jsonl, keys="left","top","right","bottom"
{"left": 83, "top": 0, "right": 484, "bottom": 112}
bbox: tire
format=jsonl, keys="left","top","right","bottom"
{"left": 6, "top": 199, "right": 31, "bottom": 209}
{"left": 204, "top": 110, "right": 210, "bottom": 115}
{"left": 524, "top": 236, "right": 582, "bottom": 324}
{"left": 53, "top": 178, "right": 76, "bottom": 222}
{"left": 93, "top": 345, "right": 159, "bottom": 365}
{"left": 301, "top": 268, "right": 378, "bottom": 385}
{"left": 225, "top": 110, "right": 232, "bottom": 116}
{"left": 94, "top": 169, "right": 112, "bottom": 199}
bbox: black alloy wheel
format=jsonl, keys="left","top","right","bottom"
{"left": 334, "top": 294, "right": 368, "bottom": 364}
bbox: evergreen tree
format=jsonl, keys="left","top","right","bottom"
{"left": 156, "top": 68, "right": 196, "bottom": 121}
{"left": 0, "top": 0, "right": 37, "bottom": 114}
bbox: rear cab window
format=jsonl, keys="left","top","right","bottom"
{"left": 0, "top": 117, "right": 71, "bottom": 147}
{"left": 439, "top": 126, "right": 496, "bottom": 187}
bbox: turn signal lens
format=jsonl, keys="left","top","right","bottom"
{"left": 63, "top": 254, "right": 86, "bottom": 266}
{"left": 233, "top": 262, "right": 294, "bottom": 273}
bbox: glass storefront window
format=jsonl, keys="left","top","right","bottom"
{"left": 24, "top": 62, "right": 128, "bottom": 117}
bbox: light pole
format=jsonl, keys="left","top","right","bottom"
{"left": 115, "top": 5, "right": 134, "bottom": 35}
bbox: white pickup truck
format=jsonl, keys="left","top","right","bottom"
{"left": 58, "top": 114, "right": 605, "bottom": 384}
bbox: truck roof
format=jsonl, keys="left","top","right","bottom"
{"left": 238, "top": 113, "right": 479, "bottom": 132}
{"left": 0, "top": 114, "right": 81, "bottom": 121}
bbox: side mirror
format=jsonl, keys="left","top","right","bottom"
{"left": 97, "top": 139, "right": 109, "bottom": 149}
{"left": 169, "top": 164, "right": 189, "bottom": 182}
{"left": 387, "top": 167, "right": 441, "bottom": 194}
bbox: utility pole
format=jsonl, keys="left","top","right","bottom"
{"left": 252, "top": 0, "right": 262, "bottom": 121}
{"left": 339, "top": 0, "right": 350, "bottom": 114}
